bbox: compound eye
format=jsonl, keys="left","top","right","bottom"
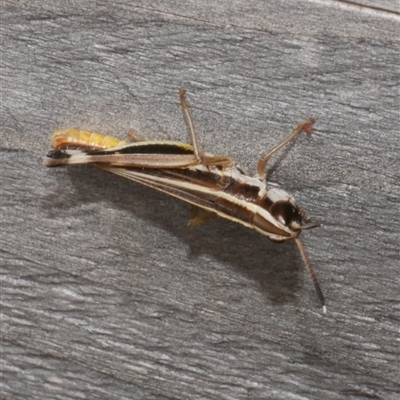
{"left": 270, "top": 200, "right": 302, "bottom": 230}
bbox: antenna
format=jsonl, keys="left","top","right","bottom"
{"left": 295, "top": 238, "right": 326, "bottom": 313}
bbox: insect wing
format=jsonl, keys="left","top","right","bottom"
{"left": 98, "top": 165, "right": 294, "bottom": 242}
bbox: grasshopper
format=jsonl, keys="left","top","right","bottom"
{"left": 45, "top": 89, "right": 326, "bottom": 312}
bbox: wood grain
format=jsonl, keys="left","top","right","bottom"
{"left": 2, "top": 1, "right": 399, "bottom": 399}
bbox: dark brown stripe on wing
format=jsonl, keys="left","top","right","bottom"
{"left": 86, "top": 142, "right": 194, "bottom": 156}
{"left": 223, "top": 179, "right": 260, "bottom": 203}
{"left": 214, "top": 197, "right": 255, "bottom": 224}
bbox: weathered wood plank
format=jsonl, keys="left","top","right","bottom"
{"left": 1, "top": 1, "right": 399, "bottom": 399}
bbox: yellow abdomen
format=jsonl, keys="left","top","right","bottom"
{"left": 50, "top": 128, "right": 129, "bottom": 150}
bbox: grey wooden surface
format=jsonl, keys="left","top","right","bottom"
{"left": 1, "top": 1, "right": 399, "bottom": 399}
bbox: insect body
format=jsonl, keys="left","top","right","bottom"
{"left": 45, "top": 89, "right": 326, "bottom": 312}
